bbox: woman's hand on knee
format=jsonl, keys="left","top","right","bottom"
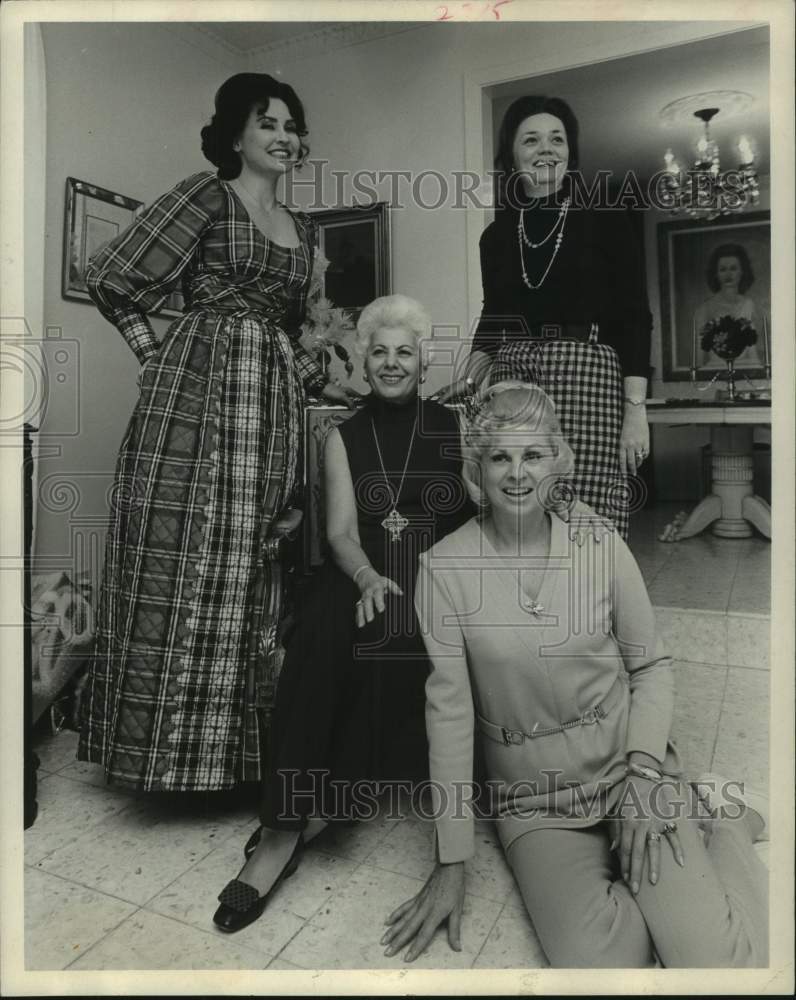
{"left": 355, "top": 569, "right": 403, "bottom": 627}
{"left": 381, "top": 861, "right": 465, "bottom": 961}
{"left": 616, "top": 777, "right": 686, "bottom": 894}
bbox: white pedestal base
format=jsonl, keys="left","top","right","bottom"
{"left": 660, "top": 426, "right": 771, "bottom": 542}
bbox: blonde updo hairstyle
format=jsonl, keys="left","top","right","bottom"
{"left": 461, "top": 381, "right": 575, "bottom": 509}
{"left": 354, "top": 295, "right": 432, "bottom": 367}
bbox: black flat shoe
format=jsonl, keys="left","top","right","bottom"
{"left": 242, "top": 825, "right": 262, "bottom": 860}
{"left": 213, "top": 835, "right": 303, "bottom": 934}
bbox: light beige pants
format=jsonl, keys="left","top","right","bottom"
{"left": 506, "top": 801, "right": 768, "bottom": 968}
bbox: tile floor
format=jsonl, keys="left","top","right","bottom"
{"left": 24, "top": 504, "right": 771, "bottom": 971}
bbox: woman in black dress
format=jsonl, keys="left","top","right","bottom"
{"left": 214, "top": 294, "right": 472, "bottom": 932}
{"left": 438, "top": 96, "right": 652, "bottom": 539}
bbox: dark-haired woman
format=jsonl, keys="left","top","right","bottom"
{"left": 437, "top": 96, "right": 652, "bottom": 540}
{"left": 694, "top": 243, "right": 765, "bottom": 368}
{"left": 78, "top": 74, "right": 358, "bottom": 792}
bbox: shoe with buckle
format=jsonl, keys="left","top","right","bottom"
{"left": 213, "top": 834, "right": 303, "bottom": 933}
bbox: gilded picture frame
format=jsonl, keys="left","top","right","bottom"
{"left": 62, "top": 176, "right": 185, "bottom": 319}
{"left": 657, "top": 211, "right": 771, "bottom": 381}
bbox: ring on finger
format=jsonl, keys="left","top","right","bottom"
{"left": 647, "top": 831, "right": 661, "bottom": 842}
{"left": 663, "top": 821, "right": 678, "bottom": 834}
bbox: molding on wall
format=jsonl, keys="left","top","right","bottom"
{"left": 162, "top": 23, "right": 245, "bottom": 69}
{"left": 162, "top": 21, "right": 431, "bottom": 72}
{"left": 189, "top": 22, "right": 248, "bottom": 57}
{"left": 243, "top": 21, "right": 428, "bottom": 67}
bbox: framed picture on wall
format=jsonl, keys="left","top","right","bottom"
{"left": 62, "top": 177, "right": 142, "bottom": 304}
{"left": 657, "top": 211, "right": 771, "bottom": 381}
{"left": 310, "top": 202, "right": 391, "bottom": 318}
{"left": 62, "top": 177, "right": 186, "bottom": 319}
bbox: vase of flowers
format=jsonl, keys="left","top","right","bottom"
{"left": 301, "top": 249, "right": 355, "bottom": 392}
{"left": 700, "top": 315, "right": 757, "bottom": 401}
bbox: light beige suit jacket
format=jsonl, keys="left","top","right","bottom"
{"left": 415, "top": 506, "right": 678, "bottom": 863}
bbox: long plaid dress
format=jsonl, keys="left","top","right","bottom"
{"left": 77, "top": 172, "right": 326, "bottom": 791}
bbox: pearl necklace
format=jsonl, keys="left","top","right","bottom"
{"left": 517, "top": 196, "right": 570, "bottom": 289}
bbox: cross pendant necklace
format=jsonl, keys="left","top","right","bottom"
{"left": 382, "top": 508, "right": 410, "bottom": 542}
{"left": 371, "top": 416, "right": 417, "bottom": 542}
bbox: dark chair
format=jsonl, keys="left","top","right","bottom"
{"left": 254, "top": 507, "right": 304, "bottom": 727}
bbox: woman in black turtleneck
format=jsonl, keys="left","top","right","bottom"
{"left": 214, "top": 294, "right": 472, "bottom": 933}
{"left": 438, "top": 96, "right": 652, "bottom": 539}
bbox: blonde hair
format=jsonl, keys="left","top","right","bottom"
{"left": 354, "top": 294, "right": 432, "bottom": 358}
{"left": 461, "top": 381, "right": 575, "bottom": 508}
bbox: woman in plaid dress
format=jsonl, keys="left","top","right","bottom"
{"left": 77, "top": 74, "right": 357, "bottom": 792}
{"left": 437, "top": 97, "right": 652, "bottom": 540}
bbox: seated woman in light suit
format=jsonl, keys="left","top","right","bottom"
{"left": 382, "top": 382, "right": 768, "bottom": 968}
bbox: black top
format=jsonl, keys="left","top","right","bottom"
{"left": 337, "top": 395, "right": 472, "bottom": 589}
{"left": 472, "top": 186, "right": 652, "bottom": 377}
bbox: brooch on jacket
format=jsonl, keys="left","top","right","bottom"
{"left": 520, "top": 595, "right": 545, "bottom": 616}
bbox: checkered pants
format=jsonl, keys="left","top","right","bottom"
{"left": 490, "top": 340, "right": 628, "bottom": 539}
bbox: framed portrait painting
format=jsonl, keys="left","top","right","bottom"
{"left": 657, "top": 211, "right": 771, "bottom": 381}
{"left": 62, "top": 177, "right": 185, "bottom": 319}
{"left": 310, "top": 202, "right": 391, "bottom": 317}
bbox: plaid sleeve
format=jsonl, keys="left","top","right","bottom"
{"left": 285, "top": 213, "right": 327, "bottom": 394}
{"left": 293, "top": 341, "right": 328, "bottom": 395}
{"left": 85, "top": 172, "right": 224, "bottom": 364}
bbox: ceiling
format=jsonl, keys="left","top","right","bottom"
{"left": 193, "top": 20, "right": 422, "bottom": 55}
{"left": 491, "top": 26, "right": 770, "bottom": 182}
{"left": 195, "top": 20, "right": 338, "bottom": 52}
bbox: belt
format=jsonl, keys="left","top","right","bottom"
{"left": 477, "top": 672, "right": 626, "bottom": 747}
{"left": 525, "top": 322, "right": 600, "bottom": 344}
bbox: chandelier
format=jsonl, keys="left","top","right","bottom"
{"left": 660, "top": 98, "right": 759, "bottom": 221}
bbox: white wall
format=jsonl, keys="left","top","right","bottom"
{"left": 36, "top": 23, "right": 239, "bottom": 579}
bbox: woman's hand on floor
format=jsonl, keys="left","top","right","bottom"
{"left": 382, "top": 861, "right": 465, "bottom": 961}
{"left": 614, "top": 776, "right": 685, "bottom": 893}
{"left": 354, "top": 568, "right": 403, "bottom": 627}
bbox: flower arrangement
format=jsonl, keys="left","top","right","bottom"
{"left": 700, "top": 315, "right": 757, "bottom": 360}
{"left": 301, "top": 248, "right": 355, "bottom": 379}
